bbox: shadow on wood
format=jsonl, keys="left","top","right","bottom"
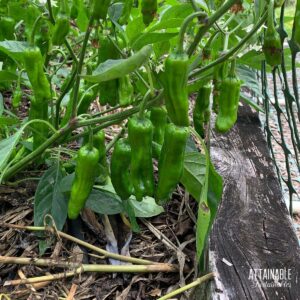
{"left": 201, "top": 103, "right": 300, "bottom": 299}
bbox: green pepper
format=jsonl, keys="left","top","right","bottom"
{"left": 98, "top": 33, "right": 119, "bottom": 106}
{"left": 215, "top": 60, "right": 241, "bottom": 133}
{"left": 70, "top": 0, "right": 80, "bottom": 19}
{"left": 141, "top": 0, "right": 157, "bottom": 26}
{"left": 292, "top": 0, "right": 300, "bottom": 49}
{"left": 68, "top": 143, "right": 100, "bottom": 219}
{"left": 128, "top": 116, "right": 154, "bottom": 201}
{"left": 77, "top": 88, "right": 97, "bottom": 115}
{"left": 111, "top": 138, "right": 134, "bottom": 200}
{"left": 193, "top": 83, "right": 211, "bottom": 138}
{"left": 150, "top": 106, "right": 167, "bottom": 145}
{"left": 163, "top": 51, "right": 190, "bottom": 127}
{"left": 92, "top": 0, "right": 111, "bottom": 20}
{"left": 156, "top": 123, "right": 189, "bottom": 205}
{"left": 12, "top": 86, "right": 22, "bottom": 108}
{"left": 35, "top": 21, "right": 52, "bottom": 56}
{"left": 119, "top": 0, "right": 133, "bottom": 25}
{"left": 212, "top": 62, "right": 228, "bottom": 113}
{"left": 23, "top": 46, "right": 51, "bottom": 150}
{"left": 0, "top": 16, "right": 15, "bottom": 41}
{"left": 52, "top": 14, "right": 70, "bottom": 46}
{"left": 263, "top": 0, "right": 282, "bottom": 67}
{"left": 118, "top": 75, "right": 133, "bottom": 107}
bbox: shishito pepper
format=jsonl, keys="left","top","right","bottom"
{"left": 23, "top": 46, "right": 51, "bottom": 150}
{"left": 92, "top": 0, "right": 111, "bottom": 20}
{"left": 52, "top": 0, "right": 70, "bottom": 46}
{"left": 128, "top": 116, "right": 154, "bottom": 201}
{"left": 155, "top": 123, "right": 189, "bottom": 205}
{"left": 193, "top": 83, "right": 211, "bottom": 138}
{"left": 68, "top": 142, "right": 100, "bottom": 219}
{"left": 150, "top": 106, "right": 167, "bottom": 145}
{"left": 111, "top": 138, "right": 134, "bottom": 200}
{"left": 215, "top": 60, "right": 241, "bottom": 133}
{"left": 163, "top": 51, "right": 189, "bottom": 127}
{"left": 98, "top": 33, "right": 119, "bottom": 106}
{"left": 118, "top": 75, "right": 134, "bottom": 107}
{"left": 263, "top": 0, "right": 282, "bottom": 67}
{"left": 141, "top": 0, "right": 157, "bottom": 26}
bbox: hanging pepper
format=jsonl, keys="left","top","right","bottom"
{"left": 155, "top": 123, "right": 189, "bottom": 205}
{"left": 0, "top": 16, "right": 15, "bottom": 40}
{"left": 163, "top": 51, "right": 189, "bottom": 126}
{"left": 52, "top": 0, "right": 70, "bottom": 46}
{"left": 141, "top": 0, "right": 157, "bottom": 26}
{"left": 150, "top": 106, "right": 167, "bottom": 145}
{"left": 111, "top": 138, "right": 134, "bottom": 200}
{"left": 68, "top": 142, "right": 100, "bottom": 220}
{"left": 193, "top": 82, "right": 211, "bottom": 138}
{"left": 23, "top": 46, "right": 51, "bottom": 150}
{"left": 263, "top": 0, "right": 282, "bottom": 67}
{"left": 77, "top": 88, "right": 97, "bottom": 115}
{"left": 215, "top": 60, "right": 241, "bottom": 133}
{"left": 70, "top": 0, "right": 80, "bottom": 19}
{"left": 118, "top": 75, "right": 134, "bottom": 107}
{"left": 35, "top": 21, "right": 52, "bottom": 56}
{"left": 92, "top": 0, "right": 111, "bottom": 20}
{"left": 98, "top": 32, "right": 119, "bottom": 106}
{"left": 128, "top": 116, "right": 154, "bottom": 201}
{"left": 292, "top": 0, "right": 300, "bottom": 49}
{"left": 119, "top": 0, "right": 133, "bottom": 25}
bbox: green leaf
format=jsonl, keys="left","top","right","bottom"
{"left": 34, "top": 162, "right": 68, "bottom": 254}
{"left": 0, "top": 70, "right": 18, "bottom": 83}
{"left": 146, "top": 18, "right": 184, "bottom": 32}
{"left": 126, "top": 16, "right": 145, "bottom": 45}
{"left": 240, "top": 93, "right": 265, "bottom": 113}
{"left": 0, "top": 41, "right": 28, "bottom": 61}
{"left": 0, "top": 128, "right": 24, "bottom": 176}
{"left": 0, "top": 116, "right": 20, "bottom": 126}
{"left": 129, "top": 196, "right": 164, "bottom": 218}
{"left": 86, "top": 188, "right": 124, "bottom": 215}
{"left": 123, "top": 199, "right": 140, "bottom": 233}
{"left": 76, "top": 1, "right": 89, "bottom": 31}
{"left": 181, "top": 151, "right": 206, "bottom": 201}
{"left": 83, "top": 45, "right": 153, "bottom": 83}
{"left": 160, "top": 4, "right": 193, "bottom": 21}
{"left": 131, "top": 32, "right": 178, "bottom": 50}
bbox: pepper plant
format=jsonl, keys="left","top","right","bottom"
{"left": 0, "top": 0, "right": 292, "bottom": 271}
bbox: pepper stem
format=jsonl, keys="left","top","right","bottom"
{"left": 267, "top": 0, "right": 275, "bottom": 32}
{"left": 229, "top": 59, "right": 236, "bottom": 77}
{"left": 138, "top": 90, "right": 151, "bottom": 119}
{"left": 30, "top": 15, "right": 46, "bottom": 46}
{"left": 177, "top": 11, "right": 207, "bottom": 54}
{"left": 88, "top": 126, "right": 94, "bottom": 150}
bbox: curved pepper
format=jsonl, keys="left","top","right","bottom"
{"left": 23, "top": 46, "right": 51, "bottom": 150}
{"left": 111, "top": 138, "right": 134, "bottom": 200}
{"left": 163, "top": 51, "right": 189, "bottom": 127}
{"left": 141, "top": 0, "right": 157, "bottom": 26}
{"left": 118, "top": 75, "right": 134, "bottom": 107}
{"left": 215, "top": 61, "right": 241, "bottom": 133}
{"left": 263, "top": 0, "right": 282, "bottom": 67}
{"left": 52, "top": 14, "right": 70, "bottom": 46}
{"left": 156, "top": 123, "right": 189, "bottom": 205}
{"left": 150, "top": 106, "right": 167, "bottom": 145}
{"left": 77, "top": 88, "right": 97, "bottom": 115}
{"left": 193, "top": 82, "right": 211, "bottom": 138}
{"left": 68, "top": 144, "right": 100, "bottom": 219}
{"left": 128, "top": 116, "right": 154, "bottom": 201}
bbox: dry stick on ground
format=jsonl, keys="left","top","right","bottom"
{"left": 1, "top": 257, "right": 177, "bottom": 286}
{"left": 0, "top": 223, "right": 173, "bottom": 266}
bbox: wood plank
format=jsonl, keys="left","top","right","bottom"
{"left": 205, "top": 103, "right": 300, "bottom": 299}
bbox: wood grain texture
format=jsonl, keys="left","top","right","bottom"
{"left": 206, "top": 103, "right": 300, "bottom": 300}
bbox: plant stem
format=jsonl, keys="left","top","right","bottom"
{"left": 46, "top": 0, "right": 55, "bottom": 24}
{"left": 187, "top": 0, "right": 239, "bottom": 56}
{"left": 158, "top": 273, "right": 215, "bottom": 300}
{"left": 30, "top": 15, "right": 44, "bottom": 45}
{"left": 71, "top": 17, "right": 94, "bottom": 119}
{"left": 177, "top": 11, "right": 207, "bottom": 54}
{"left": 190, "top": 11, "right": 267, "bottom": 78}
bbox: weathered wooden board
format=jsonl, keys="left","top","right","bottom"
{"left": 205, "top": 103, "right": 300, "bottom": 299}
